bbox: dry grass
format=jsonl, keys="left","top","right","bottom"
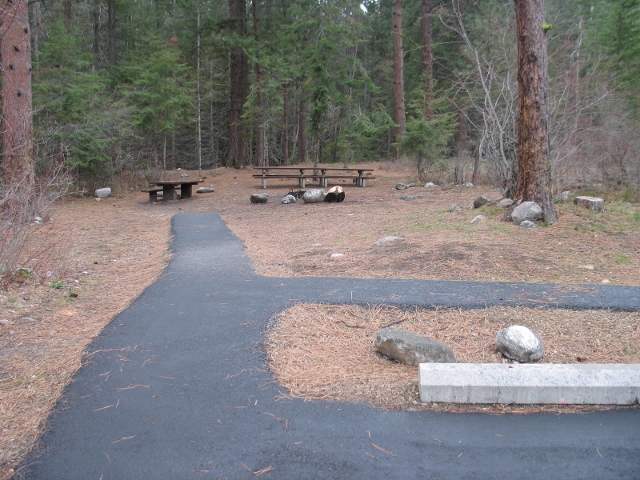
{"left": 266, "top": 304, "right": 640, "bottom": 412}
{"left": 0, "top": 162, "right": 639, "bottom": 477}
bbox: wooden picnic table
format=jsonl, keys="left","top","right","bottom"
{"left": 148, "top": 179, "right": 202, "bottom": 202}
{"left": 252, "top": 165, "right": 375, "bottom": 188}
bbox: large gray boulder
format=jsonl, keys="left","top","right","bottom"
{"left": 302, "top": 189, "right": 326, "bottom": 203}
{"left": 495, "top": 325, "right": 544, "bottom": 363}
{"left": 511, "top": 201, "right": 543, "bottom": 225}
{"left": 375, "top": 327, "right": 456, "bottom": 366}
{"left": 250, "top": 193, "right": 269, "bottom": 204}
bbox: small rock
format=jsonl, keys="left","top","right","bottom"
{"left": 330, "top": 253, "right": 344, "bottom": 258}
{"left": 302, "top": 189, "right": 326, "bottom": 203}
{"left": 196, "top": 187, "right": 215, "bottom": 194}
{"left": 497, "top": 198, "right": 514, "bottom": 208}
{"left": 400, "top": 195, "right": 424, "bottom": 201}
{"left": 181, "top": 173, "right": 189, "bottom": 178}
{"left": 554, "top": 191, "right": 571, "bottom": 203}
{"left": 424, "top": 182, "right": 437, "bottom": 188}
{"left": 374, "top": 236, "right": 403, "bottom": 246}
{"left": 95, "top": 188, "right": 111, "bottom": 198}
{"left": 519, "top": 220, "right": 537, "bottom": 229}
{"left": 511, "top": 201, "right": 543, "bottom": 225}
{"left": 282, "top": 195, "right": 297, "bottom": 204}
{"left": 473, "top": 196, "right": 489, "bottom": 209}
{"left": 578, "top": 265, "right": 595, "bottom": 270}
{"left": 496, "top": 325, "right": 544, "bottom": 363}
{"left": 250, "top": 193, "right": 270, "bottom": 204}
{"left": 375, "top": 327, "right": 456, "bottom": 365}
{"left": 464, "top": 182, "right": 474, "bottom": 188}
{"left": 470, "top": 215, "right": 487, "bottom": 224}
{"left": 450, "top": 204, "right": 462, "bottom": 212}
{"left": 396, "top": 183, "right": 415, "bottom": 190}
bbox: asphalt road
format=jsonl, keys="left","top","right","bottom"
{"left": 20, "top": 213, "right": 640, "bottom": 479}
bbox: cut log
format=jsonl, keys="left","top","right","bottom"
{"left": 573, "top": 196, "right": 605, "bottom": 212}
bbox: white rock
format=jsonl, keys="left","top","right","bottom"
{"left": 330, "top": 253, "right": 344, "bottom": 258}
{"left": 470, "top": 215, "right": 487, "bottom": 224}
{"left": 496, "top": 325, "right": 544, "bottom": 363}
{"left": 95, "top": 188, "right": 111, "bottom": 198}
{"left": 424, "top": 182, "right": 437, "bottom": 188}
{"left": 374, "top": 236, "right": 403, "bottom": 246}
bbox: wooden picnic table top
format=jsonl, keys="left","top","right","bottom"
{"left": 252, "top": 166, "right": 374, "bottom": 173}
{"left": 150, "top": 179, "right": 202, "bottom": 186}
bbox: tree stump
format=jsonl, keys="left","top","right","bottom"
{"left": 573, "top": 196, "right": 605, "bottom": 212}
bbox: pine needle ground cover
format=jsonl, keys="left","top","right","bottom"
{"left": 1, "top": 163, "right": 639, "bottom": 477}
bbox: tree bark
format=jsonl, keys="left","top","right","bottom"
{"left": 92, "top": 0, "right": 101, "bottom": 60}
{"left": 64, "top": 0, "right": 72, "bottom": 32}
{"left": 282, "top": 83, "right": 290, "bottom": 165}
{"left": 392, "top": 0, "right": 405, "bottom": 160}
{"left": 514, "top": 0, "right": 557, "bottom": 223}
{"left": 1, "top": 0, "right": 35, "bottom": 196}
{"left": 421, "top": 0, "right": 433, "bottom": 118}
{"left": 228, "top": 0, "right": 248, "bottom": 168}
{"left": 252, "top": 0, "right": 266, "bottom": 166}
{"left": 107, "top": 0, "right": 117, "bottom": 66}
{"left": 297, "top": 92, "right": 306, "bottom": 164}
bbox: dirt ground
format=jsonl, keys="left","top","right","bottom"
{"left": 1, "top": 162, "right": 639, "bottom": 477}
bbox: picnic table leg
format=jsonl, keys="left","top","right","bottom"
{"left": 181, "top": 184, "right": 194, "bottom": 199}
{"left": 149, "top": 191, "right": 158, "bottom": 203}
{"left": 262, "top": 177, "right": 267, "bottom": 189}
{"left": 162, "top": 185, "right": 177, "bottom": 201}
{"left": 299, "top": 178, "right": 306, "bottom": 188}
{"left": 320, "top": 177, "right": 328, "bottom": 188}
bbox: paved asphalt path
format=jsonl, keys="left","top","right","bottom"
{"left": 21, "top": 213, "right": 640, "bottom": 479}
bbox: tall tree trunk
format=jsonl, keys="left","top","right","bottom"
{"left": 392, "top": 0, "right": 405, "bottom": 160}
{"left": 107, "top": 0, "right": 117, "bottom": 66}
{"left": 297, "top": 92, "right": 306, "bottom": 164}
{"left": 282, "top": 83, "right": 290, "bottom": 165}
{"left": 228, "top": 0, "right": 248, "bottom": 168}
{"left": 64, "top": 0, "right": 72, "bottom": 32}
{"left": 0, "top": 0, "right": 35, "bottom": 198}
{"left": 421, "top": 0, "right": 433, "bottom": 118}
{"left": 252, "top": 0, "right": 266, "bottom": 166}
{"left": 92, "top": 0, "right": 101, "bottom": 62}
{"left": 514, "top": 0, "right": 557, "bottom": 223}
{"left": 196, "top": 0, "right": 203, "bottom": 176}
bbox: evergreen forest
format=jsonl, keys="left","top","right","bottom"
{"left": 18, "top": 0, "right": 640, "bottom": 192}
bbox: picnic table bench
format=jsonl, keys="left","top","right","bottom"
{"left": 252, "top": 166, "right": 375, "bottom": 189}
{"left": 144, "top": 179, "right": 202, "bottom": 202}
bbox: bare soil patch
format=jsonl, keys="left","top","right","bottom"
{"left": 1, "top": 162, "right": 639, "bottom": 477}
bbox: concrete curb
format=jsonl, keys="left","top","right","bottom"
{"left": 420, "top": 363, "right": 640, "bottom": 405}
